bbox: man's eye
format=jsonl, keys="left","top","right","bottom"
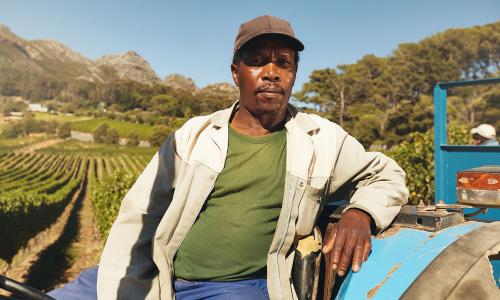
{"left": 250, "top": 57, "right": 265, "bottom": 65}
{"left": 277, "top": 58, "right": 292, "bottom": 68}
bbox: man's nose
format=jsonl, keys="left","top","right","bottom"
{"left": 262, "top": 62, "right": 280, "bottom": 82}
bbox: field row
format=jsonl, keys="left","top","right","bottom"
{"left": 0, "top": 150, "right": 151, "bottom": 262}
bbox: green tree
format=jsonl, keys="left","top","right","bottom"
{"left": 127, "top": 131, "right": 140, "bottom": 146}
{"left": 57, "top": 122, "right": 71, "bottom": 139}
{"left": 148, "top": 94, "right": 182, "bottom": 117}
{"left": 195, "top": 83, "right": 238, "bottom": 114}
{"left": 94, "top": 123, "right": 109, "bottom": 143}
{"left": 148, "top": 125, "right": 171, "bottom": 147}
{"left": 105, "top": 128, "right": 120, "bottom": 144}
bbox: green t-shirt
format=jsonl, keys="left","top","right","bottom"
{"left": 173, "top": 125, "right": 286, "bottom": 281}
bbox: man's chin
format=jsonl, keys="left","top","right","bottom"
{"left": 255, "top": 101, "right": 288, "bottom": 115}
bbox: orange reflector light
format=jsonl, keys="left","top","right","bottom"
{"left": 457, "top": 166, "right": 500, "bottom": 207}
{"left": 456, "top": 166, "right": 500, "bottom": 191}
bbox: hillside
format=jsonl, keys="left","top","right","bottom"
{"left": 0, "top": 23, "right": 161, "bottom": 98}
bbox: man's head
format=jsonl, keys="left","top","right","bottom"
{"left": 231, "top": 15, "right": 304, "bottom": 122}
{"left": 471, "top": 124, "right": 496, "bottom": 145}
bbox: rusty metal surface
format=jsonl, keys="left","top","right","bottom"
{"left": 393, "top": 205, "right": 466, "bottom": 232}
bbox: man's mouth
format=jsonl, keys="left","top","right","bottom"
{"left": 256, "top": 86, "right": 284, "bottom": 95}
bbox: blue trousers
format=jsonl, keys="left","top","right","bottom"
{"left": 48, "top": 267, "right": 269, "bottom": 300}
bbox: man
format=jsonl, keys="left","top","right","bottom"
{"left": 471, "top": 124, "right": 499, "bottom": 146}
{"left": 50, "top": 15, "right": 408, "bottom": 300}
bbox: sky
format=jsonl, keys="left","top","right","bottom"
{"left": 0, "top": 0, "right": 499, "bottom": 91}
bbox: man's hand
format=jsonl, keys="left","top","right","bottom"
{"left": 322, "top": 208, "right": 372, "bottom": 277}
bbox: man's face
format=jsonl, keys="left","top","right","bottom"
{"left": 231, "top": 36, "right": 298, "bottom": 120}
{"left": 472, "top": 133, "right": 487, "bottom": 145}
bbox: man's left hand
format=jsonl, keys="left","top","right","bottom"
{"left": 322, "top": 208, "right": 372, "bottom": 277}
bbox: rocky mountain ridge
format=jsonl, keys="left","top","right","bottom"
{"left": 0, "top": 23, "right": 159, "bottom": 85}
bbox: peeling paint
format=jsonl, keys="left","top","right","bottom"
{"left": 376, "top": 226, "right": 402, "bottom": 239}
{"left": 366, "top": 263, "right": 401, "bottom": 299}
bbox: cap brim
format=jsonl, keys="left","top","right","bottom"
{"left": 237, "top": 32, "right": 304, "bottom": 53}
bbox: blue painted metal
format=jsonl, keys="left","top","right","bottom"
{"left": 441, "top": 146, "right": 500, "bottom": 220}
{"left": 433, "top": 78, "right": 500, "bottom": 221}
{"left": 437, "top": 77, "right": 500, "bottom": 89}
{"left": 336, "top": 222, "right": 485, "bottom": 300}
{"left": 433, "top": 84, "right": 448, "bottom": 203}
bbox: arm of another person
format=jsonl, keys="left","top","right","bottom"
{"left": 97, "top": 134, "right": 179, "bottom": 299}
{"left": 322, "top": 133, "right": 409, "bottom": 276}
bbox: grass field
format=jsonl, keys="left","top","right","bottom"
{"left": 37, "top": 139, "right": 157, "bottom": 157}
{"left": 0, "top": 135, "right": 48, "bottom": 151}
{"left": 33, "top": 112, "right": 91, "bottom": 123}
{"left": 71, "top": 118, "right": 154, "bottom": 139}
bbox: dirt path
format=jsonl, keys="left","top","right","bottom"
{"left": 1, "top": 169, "right": 86, "bottom": 289}
{"left": 19, "top": 138, "right": 63, "bottom": 153}
{"left": 61, "top": 170, "right": 102, "bottom": 283}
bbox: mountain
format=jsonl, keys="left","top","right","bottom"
{"left": 0, "top": 24, "right": 105, "bottom": 83}
{"left": 0, "top": 23, "right": 162, "bottom": 95}
{"left": 162, "top": 74, "right": 197, "bottom": 93}
{"left": 96, "top": 51, "right": 160, "bottom": 84}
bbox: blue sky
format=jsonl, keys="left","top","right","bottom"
{"left": 1, "top": 0, "right": 499, "bottom": 91}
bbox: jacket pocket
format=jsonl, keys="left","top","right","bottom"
{"left": 295, "top": 184, "right": 323, "bottom": 236}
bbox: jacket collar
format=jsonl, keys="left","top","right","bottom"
{"left": 209, "top": 100, "right": 320, "bottom": 134}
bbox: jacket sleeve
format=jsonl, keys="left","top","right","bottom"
{"left": 97, "top": 134, "right": 179, "bottom": 299}
{"left": 329, "top": 133, "right": 409, "bottom": 231}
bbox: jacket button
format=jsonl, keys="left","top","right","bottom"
{"left": 210, "top": 175, "right": 215, "bottom": 180}
{"left": 299, "top": 181, "right": 304, "bottom": 187}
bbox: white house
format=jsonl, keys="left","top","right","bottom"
{"left": 28, "top": 103, "right": 49, "bottom": 113}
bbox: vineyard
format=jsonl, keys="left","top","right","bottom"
{"left": 0, "top": 137, "right": 154, "bottom": 292}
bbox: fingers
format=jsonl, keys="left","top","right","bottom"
{"left": 329, "top": 227, "right": 346, "bottom": 273}
{"left": 362, "top": 238, "right": 371, "bottom": 262}
{"left": 351, "top": 236, "right": 364, "bottom": 272}
{"left": 336, "top": 231, "right": 356, "bottom": 276}
{"left": 322, "top": 223, "right": 337, "bottom": 254}
{"left": 332, "top": 231, "right": 371, "bottom": 277}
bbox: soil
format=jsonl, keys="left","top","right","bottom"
{"left": 19, "top": 138, "right": 63, "bottom": 153}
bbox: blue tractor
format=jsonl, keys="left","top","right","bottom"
{"left": 321, "top": 78, "right": 500, "bottom": 299}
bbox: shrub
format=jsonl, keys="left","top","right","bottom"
{"left": 148, "top": 125, "right": 171, "bottom": 147}
{"left": 57, "top": 122, "right": 71, "bottom": 139}
{"left": 387, "top": 125, "right": 470, "bottom": 205}
{"left": 93, "top": 123, "right": 109, "bottom": 143}
{"left": 127, "top": 131, "right": 140, "bottom": 146}
{"left": 91, "top": 171, "right": 138, "bottom": 240}
{"left": 105, "top": 128, "right": 120, "bottom": 144}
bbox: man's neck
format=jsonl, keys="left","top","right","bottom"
{"left": 230, "top": 106, "right": 286, "bottom": 136}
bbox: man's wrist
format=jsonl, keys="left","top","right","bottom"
{"left": 343, "top": 208, "right": 374, "bottom": 230}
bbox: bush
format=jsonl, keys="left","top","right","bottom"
{"left": 148, "top": 125, "right": 171, "bottom": 147}
{"left": 387, "top": 125, "right": 470, "bottom": 205}
{"left": 93, "top": 123, "right": 109, "bottom": 143}
{"left": 91, "top": 171, "right": 138, "bottom": 240}
{"left": 105, "top": 128, "right": 120, "bottom": 144}
{"left": 57, "top": 122, "right": 71, "bottom": 139}
{"left": 127, "top": 131, "right": 140, "bottom": 146}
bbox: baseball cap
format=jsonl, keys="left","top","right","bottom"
{"left": 233, "top": 15, "right": 304, "bottom": 55}
{"left": 471, "top": 124, "right": 496, "bottom": 139}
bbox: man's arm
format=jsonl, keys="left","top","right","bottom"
{"left": 97, "top": 134, "right": 179, "bottom": 299}
{"left": 323, "top": 133, "right": 409, "bottom": 276}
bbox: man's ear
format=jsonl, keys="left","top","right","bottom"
{"left": 231, "top": 63, "right": 239, "bottom": 87}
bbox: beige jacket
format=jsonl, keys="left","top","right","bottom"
{"left": 97, "top": 103, "right": 408, "bottom": 299}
